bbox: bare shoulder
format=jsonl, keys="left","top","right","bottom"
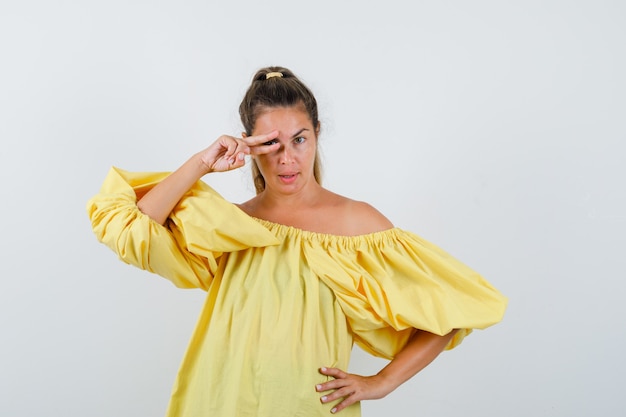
{"left": 235, "top": 197, "right": 258, "bottom": 214}
{"left": 327, "top": 191, "right": 394, "bottom": 235}
{"left": 235, "top": 189, "right": 394, "bottom": 236}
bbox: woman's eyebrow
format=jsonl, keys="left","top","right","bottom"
{"left": 290, "top": 128, "right": 309, "bottom": 138}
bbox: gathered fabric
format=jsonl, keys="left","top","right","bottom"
{"left": 87, "top": 167, "right": 507, "bottom": 417}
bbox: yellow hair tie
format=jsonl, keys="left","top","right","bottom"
{"left": 265, "top": 72, "right": 284, "bottom": 79}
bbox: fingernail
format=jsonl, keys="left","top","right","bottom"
{"left": 316, "top": 384, "right": 322, "bottom": 391}
{"left": 321, "top": 396, "right": 327, "bottom": 402}
{"left": 238, "top": 153, "right": 245, "bottom": 160}
{"left": 331, "top": 407, "right": 337, "bottom": 414}
{"left": 321, "top": 367, "right": 327, "bottom": 371}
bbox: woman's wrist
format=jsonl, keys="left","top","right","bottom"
{"left": 373, "top": 368, "right": 404, "bottom": 397}
{"left": 190, "top": 151, "right": 214, "bottom": 176}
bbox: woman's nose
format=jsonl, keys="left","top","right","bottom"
{"left": 279, "top": 145, "right": 293, "bottom": 164}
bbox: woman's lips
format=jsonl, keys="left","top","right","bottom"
{"left": 278, "top": 173, "right": 298, "bottom": 184}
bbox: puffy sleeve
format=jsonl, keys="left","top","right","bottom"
{"left": 86, "top": 167, "right": 280, "bottom": 290}
{"left": 308, "top": 229, "right": 507, "bottom": 359}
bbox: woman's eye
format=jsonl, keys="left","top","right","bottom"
{"left": 294, "top": 137, "right": 305, "bottom": 144}
{"left": 263, "top": 139, "right": 278, "bottom": 146}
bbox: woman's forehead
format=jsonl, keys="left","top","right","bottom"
{"left": 253, "top": 106, "right": 315, "bottom": 134}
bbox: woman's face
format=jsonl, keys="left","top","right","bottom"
{"left": 251, "top": 106, "right": 319, "bottom": 195}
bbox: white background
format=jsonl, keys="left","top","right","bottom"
{"left": 1, "top": 1, "right": 624, "bottom": 416}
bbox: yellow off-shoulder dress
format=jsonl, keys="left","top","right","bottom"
{"left": 87, "top": 167, "right": 507, "bottom": 417}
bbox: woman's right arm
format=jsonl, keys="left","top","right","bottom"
{"left": 87, "top": 132, "right": 280, "bottom": 289}
{"left": 137, "top": 135, "right": 248, "bottom": 224}
{"left": 137, "top": 131, "right": 280, "bottom": 224}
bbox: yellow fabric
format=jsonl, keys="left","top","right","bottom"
{"left": 87, "top": 167, "right": 508, "bottom": 417}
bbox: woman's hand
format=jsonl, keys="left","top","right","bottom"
{"left": 199, "top": 131, "right": 280, "bottom": 173}
{"left": 315, "top": 330, "right": 458, "bottom": 413}
{"left": 316, "top": 367, "right": 393, "bottom": 414}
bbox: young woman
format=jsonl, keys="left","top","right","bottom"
{"left": 87, "top": 66, "right": 507, "bottom": 416}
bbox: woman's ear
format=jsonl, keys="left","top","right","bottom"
{"left": 315, "top": 122, "right": 321, "bottom": 136}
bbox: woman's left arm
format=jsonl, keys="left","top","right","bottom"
{"left": 316, "top": 328, "right": 458, "bottom": 414}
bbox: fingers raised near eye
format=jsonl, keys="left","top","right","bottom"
{"left": 227, "top": 140, "right": 250, "bottom": 167}
{"left": 204, "top": 135, "right": 251, "bottom": 172}
{"left": 243, "top": 130, "right": 281, "bottom": 154}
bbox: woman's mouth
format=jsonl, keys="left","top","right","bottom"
{"left": 278, "top": 173, "right": 298, "bottom": 184}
